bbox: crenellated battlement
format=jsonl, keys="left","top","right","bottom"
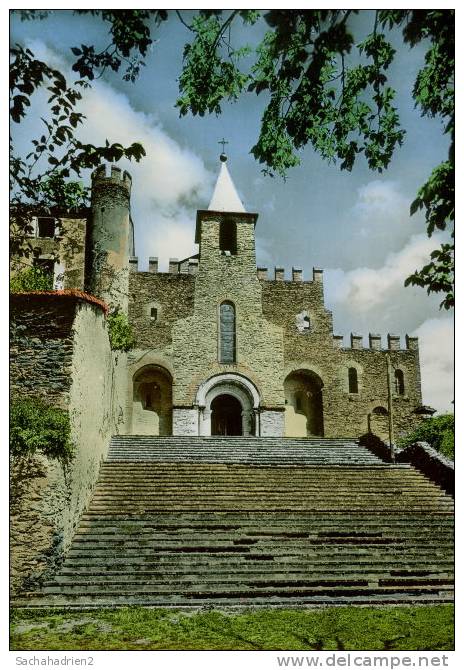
{"left": 128, "top": 260, "right": 326, "bottom": 281}
{"left": 91, "top": 164, "right": 132, "bottom": 193}
{"left": 332, "top": 332, "right": 419, "bottom": 351}
{"left": 257, "top": 266, "right": 324, "bottom": 283}
{"left": 127, "top": 256, "right": 200, "bottom": 275}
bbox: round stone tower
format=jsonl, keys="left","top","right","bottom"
{"left": 89, "top": 165, "right": 133, "bottom": 312}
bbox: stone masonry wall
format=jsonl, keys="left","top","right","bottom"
{"left": 10, "top": 293, "right": 122, "bottom": 594}
{"left": 9, "top": 216, "right": 87, "bottom": 290}
{"left": 172, "top": 215, "right": 285, "bottom": 409}
{"left": 128, "top": 272, "right": 195, "bottom": 356}
{"left": 10, "top": 294, "right": 77, "bottom": 407}
{"left": 261, "top": 280, "right": 422, "bottom": 440}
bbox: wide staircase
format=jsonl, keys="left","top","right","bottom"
{"left": 18, "top": 437, "right": 454, "bottom": 608}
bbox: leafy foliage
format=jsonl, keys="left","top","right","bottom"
{"left": 397, "top": 414, "right": 454, "bottom": 460}
{"left": 10, "top": 12, "right": 151, "bottom": 261}
{"left": 107, "top": 309, "right": 136, "bottom": 352}
{"left": 177, "top": 12, "right": 255, "bottom": 117}
{"left": 10, "top": 266, "right": 54, "bottom": 293}
{"left": 10, "top": 397, "right": 73, "bottom": 464}
{"left": 175, "top": 9, "right": 454, "bottom": 308}
{"left": 11, "top": 10, "right": 454, "bottom": 308}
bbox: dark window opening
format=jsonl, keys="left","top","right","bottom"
{"left": 295, "top": 395, "right": 302, "bottom": 411}
{"left": 219, "top": 220, "right": 237, "bottom": 255}
{"left": 394, "top": 369, "right": 405, "bottom": 395}
{"left": 150, "top": 307, "right": 158, "bottom": 321}
{"left": 348, "top": 367, "right": 358, "bottom": 394}
{"left": 302, "top": 316, "right": 310, "bottom": 331}
{"left": 219, "top": 301, "right": 236, "bottom": 363}
{"left": 37, "top": 217, "right": 55, "bottom": 238}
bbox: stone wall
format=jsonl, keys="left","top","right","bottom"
{"left": 125, "top": 262, "right": 422, "bottom": 440}
{"left": 128, "top": 272, "right": 195, "bottom": 356}
{"left": 10, "top": 292, "right": 123, "bottom": 594}
{"left": 172, "top": 214, "right": 285, "bottom": 409}
{"left": 261, "top": 279, "right": 423, "bottom": 440}
{"left": 9, "top": 215, "right": 87, "bottom": 290}
{"left": 60, "top": 217, "right": 87, "bottom": 289}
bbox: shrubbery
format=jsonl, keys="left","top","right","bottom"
{"left": 397, "top": 414, "right": 454, "bottom": 460}
{"left": 10, "top": 397, "right": 73, "bottom": 464}
{"left": 107, "top": 308, "right": 135, "bottom": 352}
{"left": 10, "top": 266, "right": 54, "bottom": 292}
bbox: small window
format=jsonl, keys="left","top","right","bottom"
{"left": 348, "top": 367, "right": 358, "bottom": 394}
{"left": 37, "top": 217, "right": 55, "bottom": 238}
{"left": 394, "top": 369, "right": 405, "bottom": 395}
{"left": 302, "top": 316, "right": 310, "bottom": 331}
{"left": 150, "top": 307, "right": 158, "bottom": 322}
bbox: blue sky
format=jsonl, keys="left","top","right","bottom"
{"left": 10, "top": 9, "right": 454, "bottom": 413}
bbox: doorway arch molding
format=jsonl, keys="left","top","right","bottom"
{"left": 195, "top": 373, "right": 261, "bottom": 436}
{"left": 196, "top": 373, "right": 260, "bottom": 409}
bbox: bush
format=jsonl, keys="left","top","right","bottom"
{"left": 10, "top": 266, "right": 54, "bottom": 292}
{"left": 397, "top": 414, "right": 454, "bottom": 460}
{"left": 10, "top": 397, "right": 73, "bottom": 464}
{"left": 107, "top": 309, "right": 135, "bottom": 351}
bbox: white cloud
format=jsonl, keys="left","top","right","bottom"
{"left": 324, "top": 234, "right": 454, "bottom": 414}
{"left": 17, "top": 39, "right": 214, "bottom": 270}
{"left": 136, "top": 207, "right": 198, "bottom": 271}
{"left": 412, "top": 317, "right": 454, "bottom": 414}
{"left": 326, "top": 233, "right": 447, "bottom": 313}
{"left": 353, "top": 180, "right": 409, "bottom": 220}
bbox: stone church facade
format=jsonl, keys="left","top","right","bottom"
{"left": 17, "top": 156, "right": 425, "bottom": 443}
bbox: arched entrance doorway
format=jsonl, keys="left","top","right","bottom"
{"left": 196, "top": 373, "right": 260, "bottom": 436}
{"left": 211, "top": 394, "right": 243, "bottom": 435}
{"left": 132, "top": 365, "right": 172, "bottom": 435}
{"left": 284, "top": 370, "right": 324, "bottom": 437}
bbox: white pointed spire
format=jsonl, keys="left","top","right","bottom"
{"left": 208, "top": 154, "right": 246, "bottom": 213}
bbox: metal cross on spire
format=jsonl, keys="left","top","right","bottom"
{"left": 218, "top": 138, "right": 229, "bottom": 153}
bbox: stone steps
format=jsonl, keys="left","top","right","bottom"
{"left": 15, "top": 592, "right": 454, "bottom": 609}
{"left": 107, "top": 436, "right": 385, "bottom": 466}
{"left": 15, "top": 436, "right": 453, "bottom": 609}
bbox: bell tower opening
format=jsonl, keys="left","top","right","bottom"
{"left": 219, "top": 219, "right": 237, "bottom": 255}
{"left": 211, "top": 394, "right": 243, "bottom": 436}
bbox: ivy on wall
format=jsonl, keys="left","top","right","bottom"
{"left": 107, "top": 308, "right": 135, "bottom": 352}
{"left": 10, "top": 397, "right": 73, "bottom": 464}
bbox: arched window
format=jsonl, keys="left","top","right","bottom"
{"left": 219, "top": 301, "right": 236, "bottom": 363}
{"left": 394, "top": 369, "right": 405, "bottom": 395}
{"left": 348, "top": 367, "right": 358, "bottom": 393}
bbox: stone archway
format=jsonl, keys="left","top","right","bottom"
{"left": 196, "top": 373, "right": 260, "bottom": 436}
{"left": 284, "top": 370, "right": 324, "bottom": 437}
{"left": 131, "top": 365, "right": 172, "bottom": 435}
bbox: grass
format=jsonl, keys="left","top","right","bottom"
{"left": 10, "top": 604, "right": 454, "bottom": 651}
